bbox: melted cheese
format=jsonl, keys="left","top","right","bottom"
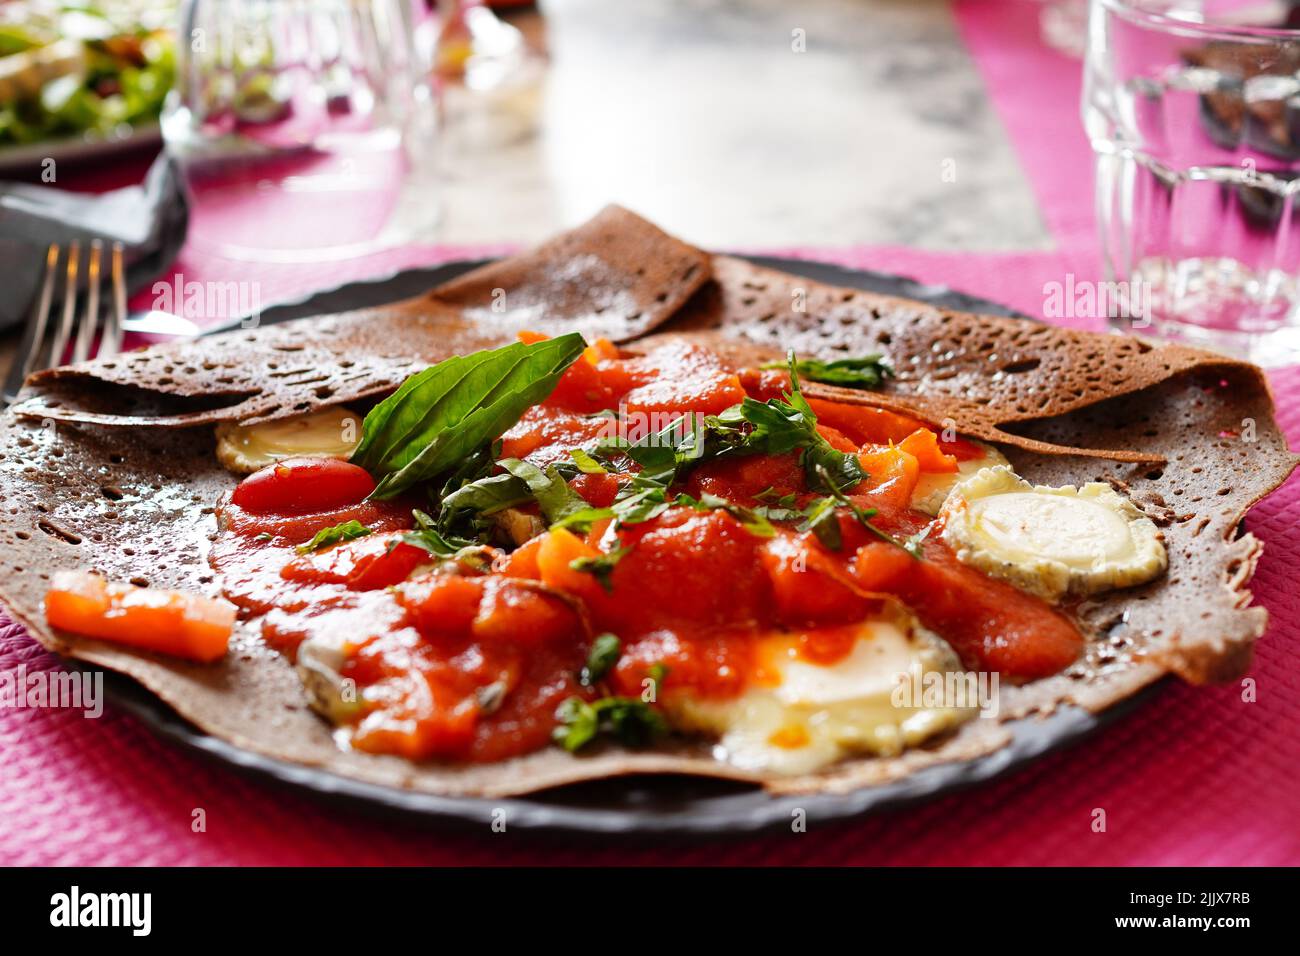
{"left": 939, "top": 465, "right": 1167, "bottom": 602}
{"left": 910, "top": 440, "right": 1009, "bottom": 515}
{"left": 664, "top": 605, "right": 975, "bottom": 776}
{"left": 215, "top": 407, "right": 362, "bottom": 474}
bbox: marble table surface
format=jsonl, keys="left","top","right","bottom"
{"left": 442, "top": 0, "right": 1050, "bottom": 250}
{"left": 0, "top": 0, "right": 1052, "bottom": 378}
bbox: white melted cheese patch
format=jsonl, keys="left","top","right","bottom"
{"left": 215, "top": 407, "right": 361, "bottom": 474}
{"left": 665, "top": 607, "right": 975, "bottom": 776}
{"left": 940, "top": 465, "right": 1167, "bottom": 602}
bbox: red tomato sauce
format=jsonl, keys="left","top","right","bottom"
{"left": 210, "top": 339, "right": 1083, "bottom": 763}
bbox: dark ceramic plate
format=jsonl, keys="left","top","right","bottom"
{"left": 99, "top": 255, "right": 1163, "bottom": 836}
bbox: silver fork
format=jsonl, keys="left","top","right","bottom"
{"left": 3, "top": 240, "right": 127, "bottom": 406}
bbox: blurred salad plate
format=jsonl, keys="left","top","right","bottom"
{"left": 0, "top": 0, "right": 174, "bottom": 171}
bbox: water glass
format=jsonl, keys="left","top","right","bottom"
{"left": 1085, "top": 0, "right": 1300, "bottom": 365}
{"left": 163, "top": 0, "right": 439, "bottom": 261}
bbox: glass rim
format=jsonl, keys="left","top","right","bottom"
{"left": 1098, "top": 0, "right": 1300, "bottom": 41}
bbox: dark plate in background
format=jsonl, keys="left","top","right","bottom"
{"left": 101, "top": 255, "right": 1162, "bottom": 836}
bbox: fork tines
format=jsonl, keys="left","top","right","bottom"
{"left": 3, "top": 240, "right": 127, "bottom": 406}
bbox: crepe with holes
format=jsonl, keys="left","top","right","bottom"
{"left": 0, "top": 210, "right": 1294, "bottom": 798}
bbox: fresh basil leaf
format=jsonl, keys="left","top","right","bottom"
{"left": 402, "top": 509, "right": 478, "bottom": 556}
{"left": 550, "top": 505, "right": 617, "bottom": 533}
{"left": 552, "top": 695, "right": 667, "bottom": 752}
{"left": 762, "top": 354, "right": 894, "bottom": 389}
{"left": 498, "top": 458, "right": 591, "bottom": 526}
{"left": 355, "top": 334, "right": 586, "bottom": 499}
{"left": 552, "top": 697, "right": 599, "bottom": 751}
{"left": 569, "top": 448, "right": 608, "bottom": 474}
{"left": 295, "top": 519, "right": 373, "bottom": 554}
{"left": 436, "top": 441, "right": 500, "bottom": 501}
{"left": 580, "top": 633, "right": 621, "bottom": 687}
{"left": 710, "top": 354, "right": 865, "bottom": 493}
{"left": 802, "top": 435, "right": 867, "bottom": 492}
{"left": 439, "top": 472, "right": 532, "bottom": 518}
{"left": 569, "top": 544, "right": 632, "bottom": 593}
{"left": 797, "top": 495, "right": 843, "bottom": 550}
{"left": 597, "top": 414, "right": 701, "bottom": 487}
{"left": 811, "top": 463, "right": 911, "bottom": 555}
{"left": 755, "top": 487, "right": 797, "bottom": 509}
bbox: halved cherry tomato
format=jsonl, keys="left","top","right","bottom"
{"left": 231, "top": 457, "right": 375, "bottom": 516}
{"left": 684, "top": 449, "right": 805, "bottom": 506}
{"left": 619, "top": 341, "right": 746, "bottom": 415}
{"left": 221, "top": 498, "right": 413, "bottom": 545}
{"left": 816, "top": 423, "right": 859, "bottom": 453}
{"left": 45, "top": 571, "right": 234, "bottom": 663}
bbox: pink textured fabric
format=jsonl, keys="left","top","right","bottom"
{"left": 2, "top": 0, "right": 1298, "bottom": 864}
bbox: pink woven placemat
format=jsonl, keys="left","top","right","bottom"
{"left": 1, "top": 1, "right": 1297, "bottom": 865}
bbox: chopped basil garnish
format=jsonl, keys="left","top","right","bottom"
{"left": 903, "top": 524, "right": 933, "bottom": 559}
{"left": 401, "top": 509, "right": 479, "bottom": 556}
{"left": 807, "top": 463, "right": 913, "bottom": 555}
{"left": 569, "top": 448, "right": 608, "bottom": 474}
{"left": 707, "top": 355, "right": 866, "bottom": 493}
{"left": 295, "top": 519, "right": 373, "bottom": 554}
{"left": 498, "top": 458, "right": 592, "bottom": 526}
{"left": 552, "top": 695, "right": 667, "bottom": 751}
{"left": 762, "top": 354, "right": 893, "bottom": 390}
{"left": 797, "top": 494, "right": 845, "bottom": 550}
{"left": 580, "top": 633, "right": 621, "bottom": 687}
{"left": 569, "top": 544, "right": 631, "bottom": 592}
{"left": 352, "top": 334, "right": 586, "bottom": 499}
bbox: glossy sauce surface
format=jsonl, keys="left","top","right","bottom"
{"left": 212, "top": 340, "right": 1083, "bottom": 762}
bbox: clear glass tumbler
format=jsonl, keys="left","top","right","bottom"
{"left": 1085, "top": 0, "right": 1300, "bottom": 365}
{"left": 162, "top": 0, "right": 439, "bottom": 262}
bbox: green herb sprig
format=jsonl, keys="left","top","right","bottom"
{"left": 761, "top": 354, "right": 893, "bottom": 390}
{"left": 295, "top": 519, "right": 373, "bottom": 554}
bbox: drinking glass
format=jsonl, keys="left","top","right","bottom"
{"left": 1085, "top": 0, "right": 1300, "bottom": 365}
{"left": 162, "top": 0, "right": 439, "bottom": 262}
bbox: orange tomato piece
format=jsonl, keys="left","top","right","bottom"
{"left": 535, "top": 528, "right": 606, "bottom": 601}
{"left": 45, "top": 571, "right": 234, "bottom": 663}
{"left": 898, "top": 428, "right": 959, "bottom": 473}
{"left": 855, "top": 445, "right": 920, "bottom": 509}
{"left": 395, "top": 573, "right": 486, "bottom": 638}
{"left": 472, "top": 579, "right": 580, "bottom": 647}
{"left": 760, "top": 534, "right": 873, "bottom": 628}
{"left": 850, "top": 540, "right": 916, "bottom": 593}
{"left": 497, "top": 534, "right": 544, "bottom": 579}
